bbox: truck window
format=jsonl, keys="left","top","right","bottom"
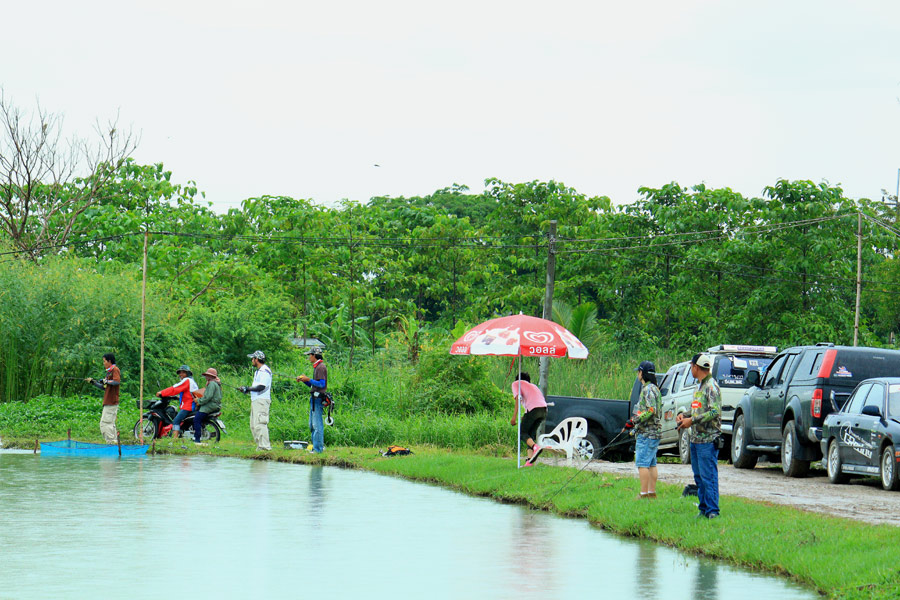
{"left": 683, "top": 369, "right": 698, "bottom": 388}
{"left": 671, "top": 366, "right": 684, "bottom": 394}
{"left": 713, "top": 355, "right": 775, "bottom": 388}
{"left": 777, "top": 353, "right": 800, "bottom": 385}
{"left": 794, "top": 350, "right": 822, "bottom": 380}
{"left": 762, "top": 354, "right": 786, "bottom": 388}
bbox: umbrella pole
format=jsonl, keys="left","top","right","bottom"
{"left": 517, "top": 355, "right": 522, "bottom": 469}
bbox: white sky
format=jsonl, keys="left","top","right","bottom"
{"left": 3, "top": 0, "right": 900, "bottom": 212}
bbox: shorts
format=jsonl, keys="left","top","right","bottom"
{"left": 520, "top": 407, "right": 547, "bottom": 443}
{"left": 635, "top": 435, "right": 659, "bottom": 468}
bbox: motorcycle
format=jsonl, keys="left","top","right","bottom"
{"left": 132, "top": 396, "right": 226, "bottom": 443}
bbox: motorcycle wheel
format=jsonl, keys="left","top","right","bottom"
{"left": 184, "top": 420, "right": 221, "bottom": 443}
{"left": 134, "top": 418, "right": 157, "bottom": 441}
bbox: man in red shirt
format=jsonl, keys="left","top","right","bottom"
{"left": 87, "top": 353, "right": 121, "bottom": 444}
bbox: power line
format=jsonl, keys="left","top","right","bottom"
{"left": 556, "top": 215, "right": 852, "bottom": 254}
{"left": 558, "top": 214, "right": 850, "bottom": 245}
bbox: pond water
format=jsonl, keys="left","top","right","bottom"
{"left": 0, "top": 451, "right": 815, "bottom": 600}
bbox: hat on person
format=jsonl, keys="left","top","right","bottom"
{"left": 691, "top": 353, "right": 713, "bottom": 370}
{"left": 176, "top": 365, "right": 193, "bottom": 376}
{"left": 304, "top": 346, "right": 323, "bottom": 356}
{"left": 634, "top": 360, "right": 656, "bottom": 375}
{"left": 247, "top": 350, "right": 266, "bottom": 360}
{"left": 201, "top": 367, "right": 219, "bottom": 380}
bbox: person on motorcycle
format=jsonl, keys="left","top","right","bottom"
{"left": 193, "top": 368, "right": 223, "bottom": 444}
{"left": 157, "top": 365, "right": 199, "bottom": 439}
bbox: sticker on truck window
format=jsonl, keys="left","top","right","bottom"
{"left": 890, "top": 384, "right": 900, "bottom": 394}
{"left": 833, "top": 366, "right": 852, "bottom": 378}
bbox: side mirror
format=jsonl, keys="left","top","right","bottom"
{"left": 746, "top": 370, "right": 760, "bottom": 388}
{"left": 861, "top": 405, "right": 883, "bottom": 419}
{"left": 660, "top": 387, "right": 669, "bottom": 396}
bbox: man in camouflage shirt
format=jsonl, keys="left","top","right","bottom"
{"left": 676, "top": 353, "right": 722, "bottom": 519}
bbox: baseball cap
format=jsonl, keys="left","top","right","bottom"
{"left": 247, "top": 350, "right": 266, "bottom": 360}
{"left": 634, "top": 360, "right": 656, "bottom": 375}
{"left": 691, "top": 353, "right": 713, "bottom": 370}
{"left": 304, "top": 346, "right": 323, "bottom": 356}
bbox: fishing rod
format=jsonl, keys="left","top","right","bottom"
{"left": 271, "top": 371, "right": 302, "bottom": 380}
{"left": 543, "top": 429, "right": 633, "bottom": 503}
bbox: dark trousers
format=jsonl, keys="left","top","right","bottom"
{"left": 193, "top": 411, "right": 208, "bottom": 442}
{"left": 690, "top": 442, "right": 720, "bottom": 516}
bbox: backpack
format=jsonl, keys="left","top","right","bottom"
{"left": 381, "top": 445, "right": 412, "bottom": 457}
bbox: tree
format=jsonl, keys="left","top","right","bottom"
{"left": 0, "top": 90, "right": 138, "bottom": 257}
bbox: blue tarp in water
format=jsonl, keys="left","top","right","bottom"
{"left": 40, "top": 440, "right": 149, "bottom": 457}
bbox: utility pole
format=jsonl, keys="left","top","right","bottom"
{"left": 539, "top": 220, "right": 557, "bottom": 397}
{"left": 138, "top": 226, "right": 149, "bottom": 444}
{"left": 895, "top": 168, "right": 899, "bottom": 222}
{"left": 853, "top": 212, "right": 862, "bottom": 346}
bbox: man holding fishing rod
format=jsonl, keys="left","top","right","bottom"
{"left": 240, "top": 351, "right": 273, "bottom": 451}
{"left": 676, "top": 353, "right": 722, "bottom": 519}
{"left": 297, "top": 347, "right": 327, "bottom": 454}
{"left": 85, "top": 353, "right": 120, "bottom": 444}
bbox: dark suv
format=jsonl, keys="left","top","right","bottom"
{"left": 732, "top": 343, "right": 900, "bottom": 477}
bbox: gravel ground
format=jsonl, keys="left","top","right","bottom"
{"left": 540, "top": 454, "right": 900, "bottom": 526}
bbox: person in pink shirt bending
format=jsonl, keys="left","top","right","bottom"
{"left": 511, "top": 372, "right": 548, "bottom": 466}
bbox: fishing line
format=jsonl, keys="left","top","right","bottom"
{"left": 542, "top": 429, "right": 632, "bottom": 503}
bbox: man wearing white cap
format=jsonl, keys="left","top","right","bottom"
{"left": 676, "top": 353, "right": 722, "bottom": 519}
{"left": 240, "top": 351, "right": 272, "bottom": 451}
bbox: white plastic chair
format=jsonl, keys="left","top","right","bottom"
{"left": 537, "top": 417, "right": 589, "bottom": 466}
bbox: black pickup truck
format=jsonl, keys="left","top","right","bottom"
{"left": 733, "top": 343, "right": 900, "bottom": 477}
{"left": 544, "top": 378, "right": 642, "bottom": 459}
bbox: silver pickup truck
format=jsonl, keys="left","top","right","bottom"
{"left": 657, "top": 345, "right": 777, "bottom": 464}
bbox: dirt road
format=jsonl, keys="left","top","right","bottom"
{"left": 543, "top": 456, "right": 900, "bottom": 526}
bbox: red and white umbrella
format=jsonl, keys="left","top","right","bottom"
{"left": 450, "top": 313, "right": 589, "bottom": 468}
{"left": 449, "top": 314, "right": 589, "bottom": 359}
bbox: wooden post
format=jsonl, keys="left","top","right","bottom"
{"left": 117, "top": 431, "right": 122, "bottom": 457}
{"left": 139, "top": 231, "right": 149, "bottom": 443}
{"left": 854, "top": 212, "right": 862, "bottom": 346}
{"left": 67, "top": 428, "right": 71, "bottom": 441}
{"left": 34, "top": 438, "right": 39, "bottom": 454}
{"left": 539, "top": 221, "right": 558, "bottom": 397}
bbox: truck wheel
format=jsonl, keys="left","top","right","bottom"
{"left": 880, "top": 446, "right": 900, "bottom": 491}
{"left": 578, "top": 431, "right": 601, "bottom": 459}
{"left": 731, "top": 414, "right": 758, "bottom": 469}
{"left": 678, "top": 428, "right": 691, "bottom": 465}
{"left": 781, "top": 420, "right": 810, "bottom": 478}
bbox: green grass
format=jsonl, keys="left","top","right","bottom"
{"left": 0, "top": 391, "right": 512, "bottom": 451}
